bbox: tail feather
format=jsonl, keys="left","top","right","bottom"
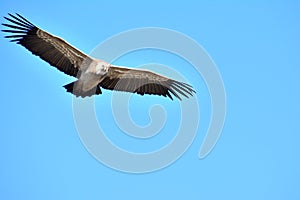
{"left": 63, "top": 81, "right": 102, "bottom": 97}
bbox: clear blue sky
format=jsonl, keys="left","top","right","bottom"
{"left": 1, "top": 1, "right": 300, "bottom": 200}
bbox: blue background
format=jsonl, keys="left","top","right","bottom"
{"left": 1, "top": 1, "right": 299, "bottom": 199}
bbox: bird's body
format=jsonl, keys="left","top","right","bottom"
{"left": 2, "top": 13, "right": 195, "bottom": 100}
{"left": 74, "top": 59, "right": 109, "bottom": 94}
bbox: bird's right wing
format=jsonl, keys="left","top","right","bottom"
{"left": 2, "top": 13, "right": 92, "bottom": 77}
{"left": 99, "top": 66, "right": 195, "bottom": 100}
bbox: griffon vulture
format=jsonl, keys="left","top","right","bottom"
{"left": 2, "top": 13, "right": 195, "bottom": 100}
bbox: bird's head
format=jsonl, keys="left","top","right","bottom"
{"left": 95, "top": 60, "right": 109, "bottom": 75}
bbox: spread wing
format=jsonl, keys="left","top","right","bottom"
{"left": 99, "top": 66, "right": 195, "bottom": 100}
{"left": 2, "top": 13, "right": 92, "bottom": 77}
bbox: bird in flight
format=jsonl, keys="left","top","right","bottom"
{"left": 2, "top": 13, "right": 195, "bottom": 100}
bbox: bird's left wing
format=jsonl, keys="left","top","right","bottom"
{"left": 2, "top": 13, "right": 92, "bottom": 77}
{"left": 99, "top": 66, "right": 195, "bottom": 100}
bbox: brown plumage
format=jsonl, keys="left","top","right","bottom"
{"left": 2, "top": 13, "right": 195, "bottom": 100}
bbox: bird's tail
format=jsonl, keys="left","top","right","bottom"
{"left": 63, "top": 81, "right": 102, "bottom": 97}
